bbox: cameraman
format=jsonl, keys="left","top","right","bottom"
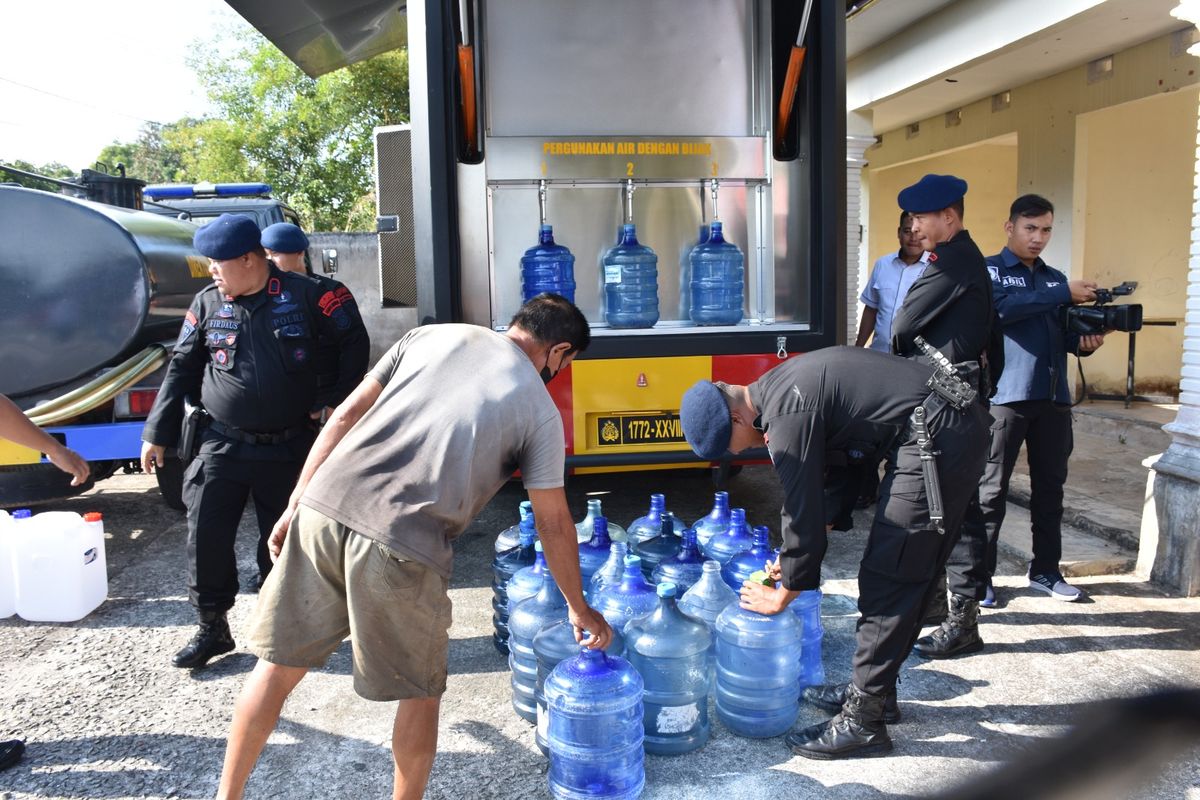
{"left": 920, "top": 195, "right": 1103, "bottom": 654}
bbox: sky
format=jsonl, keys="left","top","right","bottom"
{"left": 0, "top": 1, "right": 250, "bottom": 170}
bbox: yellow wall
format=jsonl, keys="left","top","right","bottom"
{"left": 1071, "top": 87, "right": 1197, "bottom": 393}
{"left": 862, "top": 29, "right": 1200, "bottom": 396}
{"left": 866, "top": 141, "right": 1017, "bottom": 268}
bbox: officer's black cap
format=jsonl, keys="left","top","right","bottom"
{"left": 194, "top": 213, "right": 262, "bottom": 260}
{"left": 680, "top": 380, "right": 732, "bottom": 460}
{"left": 261, "top": 222, "right": 310, "bottom": 254}
{"left": 898, "top": 174, "right": 968, "bottom": 214}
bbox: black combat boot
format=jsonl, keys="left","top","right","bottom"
{"left": 786, "top": 682, "right": 893, "bottom": 760}
{"left": 802, "top": 682, "right": 901, "bottom": 724}
{"left": 172, "top": 610, "right": 235, "bottom": 669}
{"left": 913, "top": 593, "right": 983, "bottom": 659}
{"left": 920, "top": 572, "right": 949, "bottom": 626}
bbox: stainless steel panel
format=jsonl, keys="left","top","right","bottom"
{"left": 488, "top": 184, "right": 751, "bottom": 329}
{"left": 374, "top": 125, "right": 418, "bottom": 307}
{"left": 458, "top": 161, "right": 492, "bottom": 327}
{"left": 484, "top": 137, "right": 767, "bottom": 181}
{"left": 483, "top": 0, "right": 756, "bottom": 137}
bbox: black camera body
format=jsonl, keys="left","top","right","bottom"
{"left": 1062, "top": 281, "right": 1143, "bottom": 336}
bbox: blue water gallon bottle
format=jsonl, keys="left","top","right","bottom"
{"left": 507, "top": 541, "right": 551, "bottom": 619}
{"left": 691, "top": 491, "right": 731, "bottom": 552}
{"left": 652, "top": 527, "right": 707, "bottom": 596}
{"left": 521, "top": 224, "right": 576, "bottom": 303}
{"left": 704, "top": 507, "right": 754, "bottom": 565}
{"left": 603, "top": 223, "right": 659, "bottom": 329}
{"left": 790, "top": 589, "right": 826, "bottom": 690}
{"left": 492, "top": 515, "right": 538, "bottom": 654}
{"left": 534, "top": 620, "right": 627, "bottom": 756}
{"left": 627, "top": 493, "right": 666, "bottom": 544}
{"left": 594, "top": 555, "right": 658, "bottom": 633}
{"left": 509, "top": 568, "right": 569, "bottom": 723}
{"left": 578, "top": 516, "right": 615, "bottom": 590}
{"left": 678, "top": 222, "right": 711, "bottom": 320}
{"left": 721, "top": 526, "right": 776, "bottom": 592}
{"left": 495, "top": 499, "right": 533, "bottom": 554}
{"left": 546, "top": 646, "right": 644, "bottom": 800}
{"left": 635, "top": 515, "right": 681, "bottom": 580}
{"left": 624, "top": 583, "right": 712, "bottom": 755}
{"left": 689, "top": 220, "right": 744, "bottom": 326}
{"left": 714, "top": 603, "right": 802, "bottom": 738}
{"left": 678, "top": 560, "right": 736, "bottom": 690}
{"left": 576, "top": 498, "right": 627, "bottom": 544}
{"left": 588, "top": 541, "right": 629, "bottom": 598}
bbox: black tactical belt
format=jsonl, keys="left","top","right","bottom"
{"left": 909, "top": 336, "right": 979, "bottom": 535}
{"left": 207, "top": 419, "right": 309, "bottom": 446}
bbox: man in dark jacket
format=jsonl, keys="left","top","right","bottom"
{"left": 140, "top": 214, "right": 370, "bottom": 669}
{"left": 680, "top": 346, "right": 989, "bottom": 759}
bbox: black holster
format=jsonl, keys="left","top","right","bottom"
{"left": 178, "top": 396, "right": 209, "bottom": 465}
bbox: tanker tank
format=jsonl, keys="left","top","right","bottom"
{"left": 0, "top": 185, "right": 212, "bottom": 397}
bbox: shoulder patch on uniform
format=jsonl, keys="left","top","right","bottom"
{"left": 986, "top": 265, "right": 1000, "bottom": 283}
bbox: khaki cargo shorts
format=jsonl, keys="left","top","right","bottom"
{"left": 247, "top": 504, "right": 452, "bottom": 701}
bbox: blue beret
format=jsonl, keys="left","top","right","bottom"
{"left": 193, "top": 214, "right": 262, "bottom": 260}
{"left": 897, "top": 174, "right": 968, "bottom": 214}
{"left": 680, "top": 380, "right": 732, "bottom": 460}
{"left": 261, "top": 222, "right": 310, "bottom": 253}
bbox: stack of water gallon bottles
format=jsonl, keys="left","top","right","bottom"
{"left": 491, "top": 492, "right": 825, "bottom": 799}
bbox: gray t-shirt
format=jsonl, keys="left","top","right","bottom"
{"left": 301, "top": 324, "right": 565, "bottom": 577}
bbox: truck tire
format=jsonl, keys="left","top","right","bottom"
{"left": 0, "top": 463, "right": 95, "bottom": 507}
{"left": 155, "top": 456, "right": 187, "bottom": 511}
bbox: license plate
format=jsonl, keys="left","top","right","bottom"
{"left": 595, "top": 412, "right": 684, "bottom": 447}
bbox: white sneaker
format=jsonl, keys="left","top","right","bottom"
{"left": 1028, "top": 572, "right": 1083, "bottom": 601}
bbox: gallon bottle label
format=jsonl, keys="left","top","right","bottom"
{"left": 656, "top": 702, "right": 700, "bottom": 734}
{"left": 603, "top": 265, "right": 622, "bottom": 284}
{"left": 83, "top": 548, "right": 97, "bottom": 565}
{"left": 536, "top": 703, "right": 549, "bottom": 739}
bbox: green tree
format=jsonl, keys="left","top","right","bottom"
{"left": 96, "top": 120, "right": 198, "bottom": 185}
{"left": 0, "top": 159, "right": 76, "bottom": 189}
{"left": 175, "top": 29, "right": 409, "bottom": 231}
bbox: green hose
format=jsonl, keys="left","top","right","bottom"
{"left": 28, "top": 345, "right": 168, "bottom": 427}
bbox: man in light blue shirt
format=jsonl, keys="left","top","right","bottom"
{"left": 855, "top": 212, "right": 929, "bottom": 351}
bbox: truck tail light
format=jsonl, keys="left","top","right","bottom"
{"left": 116, "top": 389, "right": 159, "bottom": 418}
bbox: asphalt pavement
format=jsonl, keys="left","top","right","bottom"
{"left": 1, "top": 465, "right": 1198, "bottom": 800}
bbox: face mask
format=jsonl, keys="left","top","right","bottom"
{"left": 541, "top": 349, "right": 564, "bottom": 385}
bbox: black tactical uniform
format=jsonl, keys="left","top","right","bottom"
{"left": 144, "top": 265, "right": 369, "bottom": 617}
{"left": 751, "top": 348, "right": 988, "bottom": 704}
{"left": 307, "top": 272, "right": 367, "bottom": 414}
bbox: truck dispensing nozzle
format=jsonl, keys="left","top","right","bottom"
{"left": 538, "top": 179, "right": 548, "bottom": 226}
{"left": 710, "top": 178, "right": 720, "bottom": 222}
{"left": 624, "top": 178, "right": 635, "bottom": 225}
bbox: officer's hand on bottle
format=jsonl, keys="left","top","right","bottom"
{"left": 140, "top": 442, "right": 165, "bottom": 475}
{"left": 1068, "top": 280, "right": 1098, "bottom": 304}
{"left": 739, "top": 581, "right": 793, "bottom": 616}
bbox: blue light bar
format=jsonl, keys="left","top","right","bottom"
{"left": 143, "top": 182, "right": 273, "bottom": 200}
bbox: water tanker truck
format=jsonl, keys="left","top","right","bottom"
{"left": 0, "top": 176, "right": 212, "bottom": 507}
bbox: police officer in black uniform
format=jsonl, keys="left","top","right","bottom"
{"left": 260, "top": 222, "right": 368, "bottom": 422}
{"left": 889, "top": 174, "right": 1004, "bottom": 641}
{"left": 141, "top": 214, "right": 370, "bottom": 669}
{"left": 679, "top": 345, "right": 989, "bottom": 759}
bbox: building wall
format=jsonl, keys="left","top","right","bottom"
{"left": 862, "top": 29, "right": 1199, "bottom": 396}
{"left": 1072, "top": 88, "right": 1197, "bottom": 392}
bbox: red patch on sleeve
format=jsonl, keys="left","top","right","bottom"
{"left": 185, "top": 310, "right": 198, "bottom": 325}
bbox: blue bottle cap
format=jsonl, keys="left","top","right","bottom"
{"left": 657, "top": 582, "right": 677, "bottom": 598}
{"left": 13, "top": 509, "right": 32, "bottom": 519}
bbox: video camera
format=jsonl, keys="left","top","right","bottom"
{"left": 1062, "top": 281, "right": 1143, "bottom": 336}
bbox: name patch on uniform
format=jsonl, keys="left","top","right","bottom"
{"left": 1001, "top": 276, "right": 1027, "bottom": 288}
{"left": 271, "top": 312, "right": 307, "bottom": 329}
{"left": 208, "top": 319, "right": 239, "bottom": 330}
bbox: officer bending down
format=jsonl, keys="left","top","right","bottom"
{"left": 679, "top": 345, "right": 988, "bottom": 759}
{"left": 141, "top": 214, "right": 369, "bottom": 669}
